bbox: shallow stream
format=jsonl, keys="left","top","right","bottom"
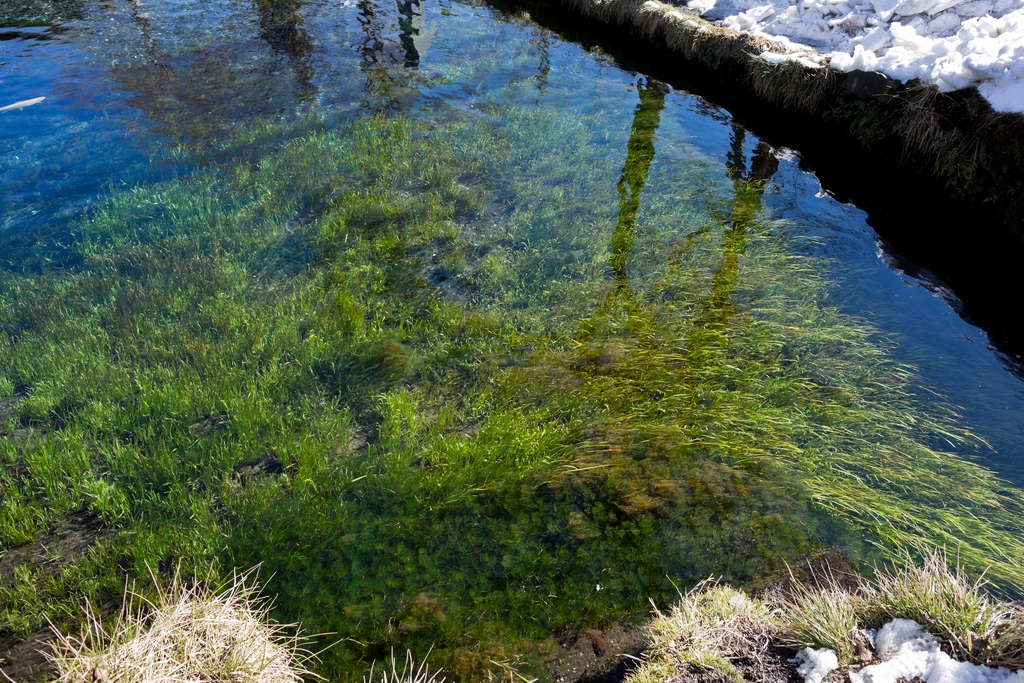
{"left": 2, "top": 0, "right": 1024, "bottom": 680}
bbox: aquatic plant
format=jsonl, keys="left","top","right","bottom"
{"left": 2, "top": 39, "right": 1024, "bottom": 681}
{"left": 0, "top": 0, "right": 83, "bottom": 28}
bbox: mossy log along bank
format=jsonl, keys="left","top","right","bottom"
{"left": 526, "top": 0, "right": 1024, "bottom": 236}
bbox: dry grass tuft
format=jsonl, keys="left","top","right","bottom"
{"left": 776, "top": 570, "right": 860, "bottom": 665}
{"left": 364, "top": 649, "right": 445, "bottom": 683}
{"left": 894, "top": 85, "right": 981, "bottom": 186}
{"left": 628, "top": 579, "right": 774, "bottom": 683}
{"left": 861, "top": 548, "right": 1008, "bottom": 665}
{"left": 48, "top": 569, "right": 314, "bottom": 683}
{"left": 747, "top": 58, "right": 835, "bottom": 113}
{"left": 628, "top": 552, "right": 1024, "bottom": 683}
{"left": 987, "top": 606, "right": 1024, "bottom": 670}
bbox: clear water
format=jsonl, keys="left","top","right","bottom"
{"left": 3, "top": 0, "right": 1024, "bottom": 678}
{"left": 4, "top": 0, "right": 1021, "bottom": 477}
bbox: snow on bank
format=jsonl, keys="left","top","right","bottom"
{"left": 671, "top": 0, "right": 1024, "bottom": 113}
{"left": 791, "top": 647, "right": 840, "bottom": 683}
{"left": 792, "top": 620, "right": 1024, "bottom": 683}
{"left": 851, "top": 619, "right": 1024, "bottom": 683}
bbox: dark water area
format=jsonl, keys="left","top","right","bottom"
{"left": 2, "top": 0, "right": 1024, "bottom": 679}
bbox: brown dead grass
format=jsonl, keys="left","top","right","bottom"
{"left": 364, "top": 649, "right": 446, "bottom": 683}
{"left": 47, "top": 569, "right": 313, "bottom": 683}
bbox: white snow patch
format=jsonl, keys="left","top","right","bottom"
{"left": 760, "top": 48, "right": 828, "bottom": 66}
{"left": 689, "top": 0, "right": 719, "bottom": 13}
{"left": 849, "top": 619, "right": 1024, "bottom": 683}
{"left": 861, "top": 628, "right": 878, "bottom": 648}
{"left": 680, "top": 0, "right": 1024, "bottom": 113}
{"left": 792, "top": 647, "right": 840, "bottom": 683}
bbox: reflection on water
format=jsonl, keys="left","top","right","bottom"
{"left": 608, "top": 78, "right": 666, "bottom": 298}
{"left": 725, "top": 123, "right": 778, "bottom": 230}
{"left": 397, "top": 0, "right": 429, "bottom": 67}
{"left": 253, "top": 0, "right": 317, "bottom": 99}
{"left": 358, "top": 0, "right": 408, "bottom": 108}
{"left": 357, "top": 0, "right": 387, "bottom": 67}
{"left": 668, "top": 122, "right": 780, "bottom": 375}
{"left": 726, "top": 124, "right": 778, "bottom": 186}
{"left": 706, "top": 126, "right": 777, "bottom": 329}
{"left": 530, "top": 28, "right": 551, "bottom": 95}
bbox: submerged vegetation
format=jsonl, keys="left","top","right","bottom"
{"left": 3, "top": 8, "right": 1024, "bottom": 680}
{"left": 0, "top": 0, "right": 83, "bottom": 29}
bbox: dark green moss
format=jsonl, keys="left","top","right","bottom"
{"left": 0, "top": 0, "right": 82, "bottom": 28}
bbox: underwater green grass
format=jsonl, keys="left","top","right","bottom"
{"left": 2, "top": 67, "right": 1024, "bottom": 682}
{"left": 0, "top": 0, "right": 83, "bottom": 28}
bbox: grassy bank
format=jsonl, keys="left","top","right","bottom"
{"left": 3, "top": 82, "right": 1024, "bottom": 681}
{"left": 628, "top": 551, "right": 1024, "bottom": 683}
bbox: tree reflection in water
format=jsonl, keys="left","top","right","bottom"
{"left": 607, "top": 78, "right": 668, "bottom": 305}
{"left": 252, "top": 0, "right": 317, "bottom": 101}
{"left": 530, "top": 28, "right": 552, "bottom": 101}
{"left": 396, "top": 0, "right": 430, "bottom": 67}
{"left": 602, "top": 80, "right": 780, "bottom": 358}
{"left": 710, "top": 124, "right": 779, "bottom": 324}
{"left": 356, "top": 0, "right": 421, "bottom": 109}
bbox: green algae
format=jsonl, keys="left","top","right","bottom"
{"left": 0, "top": 0, "right": 82, "bottom": 28}
{"left": 2, "top": 53, "right": 1024, "bottom": 683}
